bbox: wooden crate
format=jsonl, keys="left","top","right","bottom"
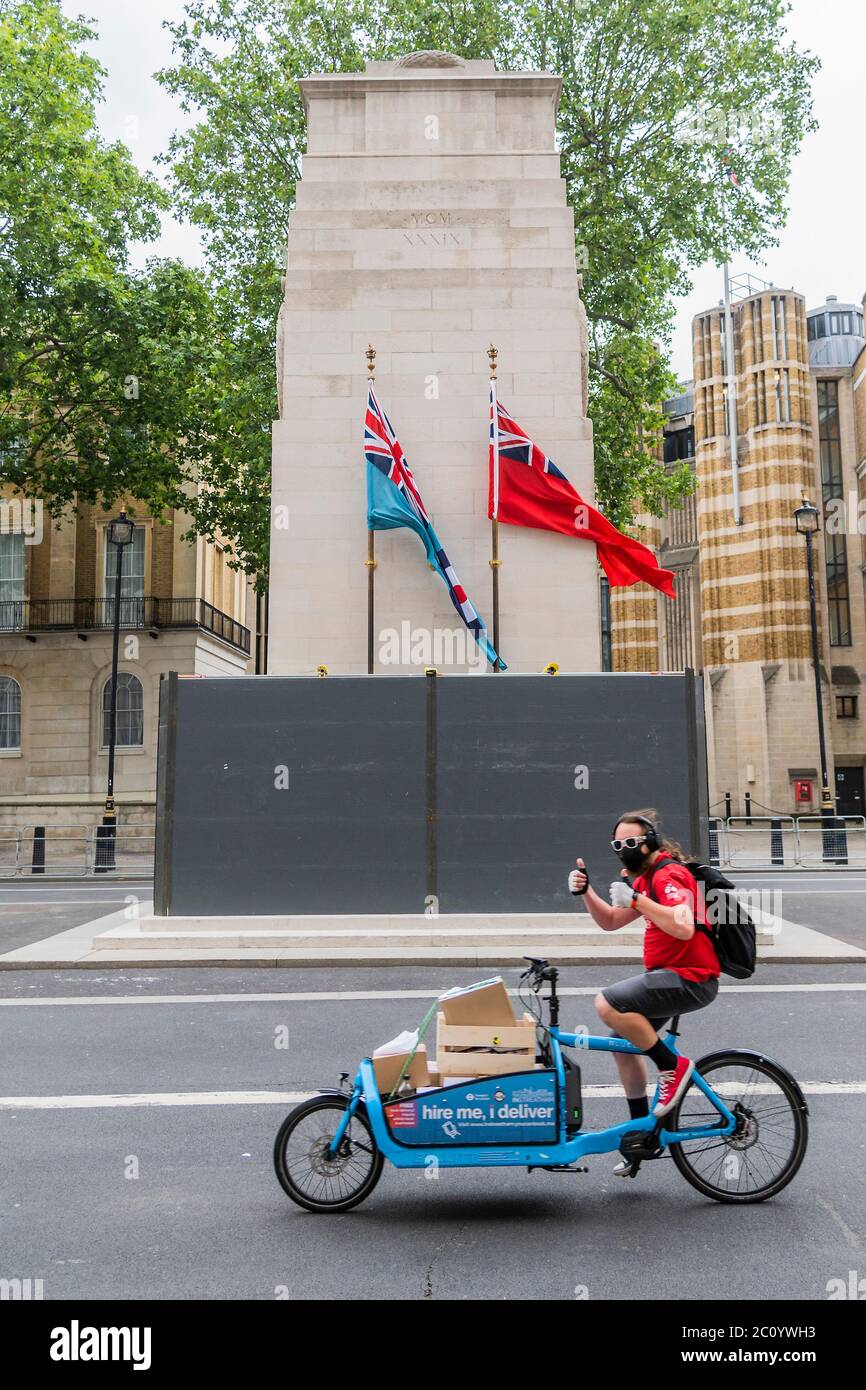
{"left": 436, "top": 1012, "right": 537, "bottom": 1078}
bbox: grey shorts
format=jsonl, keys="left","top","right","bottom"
{"left": 602, "top": 969, "right": 719, "bottom": 1034}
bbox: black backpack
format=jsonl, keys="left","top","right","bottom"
{"left": 646, "top": 856, "right": 756, "bottom": 980}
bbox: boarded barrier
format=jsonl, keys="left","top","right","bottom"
{"left": 154, "top": 671, "right": 708, "bottom": 917}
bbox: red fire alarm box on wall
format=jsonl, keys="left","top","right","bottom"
{"left": 795, "top": 779, "right": 813, "bottom": 804}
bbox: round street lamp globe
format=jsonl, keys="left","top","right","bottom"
{"left": 794, "top": 497, "right": 820, "bottom": 534}
{"left": 107, "top": 511, "right": 135, "bottom": 548}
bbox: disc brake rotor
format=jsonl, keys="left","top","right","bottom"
{"left": 308, "top": 1134, "right": 352, "bottom": 1176}
{"left": 728, "top": 1104, "right": 759, "bottom": 1151}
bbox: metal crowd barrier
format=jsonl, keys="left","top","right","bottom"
{"left": 0, "top": 826, "right": 155, "bottom": 878}
{"left": 1, "top": 817, "right": 862, "bottom": 878}
{"left": 710, "top": 814, "right": 866, "bottom": 869}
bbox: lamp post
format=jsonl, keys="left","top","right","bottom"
{"left": 96, "top": 511, "right": 135, "bottom": 872}
{"left": 794, "top": 496, "right": 841, "bottom": 861}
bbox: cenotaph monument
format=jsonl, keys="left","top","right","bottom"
{"left": 270, "top": 52, "right": 599, "bottom": 674}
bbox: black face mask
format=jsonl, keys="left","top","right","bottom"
{"left": 618, "top": 845, "right": 647, "bottom": 873}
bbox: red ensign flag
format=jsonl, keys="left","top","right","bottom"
{"left": 488, "top": 390, "right": 676, "bottom": 599}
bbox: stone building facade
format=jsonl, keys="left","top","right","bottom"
{"left": 606, "top": 284, "right": 866, "bottom": 819}
{"left": 0, "top": 494, "right": 258, "bottom": 837}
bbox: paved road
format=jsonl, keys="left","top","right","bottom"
{"left": 0, "top": 881, "right": 151, "bottom": 955}
{"left": 0, "top": 964, "right": 863, "bottom": 1300}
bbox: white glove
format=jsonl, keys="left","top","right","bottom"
{"left": 609, "top": 880, "right": 637, "bottom": 909}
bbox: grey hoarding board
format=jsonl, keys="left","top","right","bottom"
{"left": 155, "top": 671, "right": 708, "bottom": 917}
{"left": 156, "top": 674, "right": 428, "bottom": 916}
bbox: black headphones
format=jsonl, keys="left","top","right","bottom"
{"left": 613, "top": 814, "right": 660, "bottom": 851}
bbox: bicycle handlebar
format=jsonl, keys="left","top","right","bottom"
{"left": 521, "top": 956, "right": 558, "bottom": 992}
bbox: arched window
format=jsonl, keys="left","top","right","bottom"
{"left": 102, "top": 673, "right": 144, "bottom": 747}
{"left": 0, "top": 676, "right": 21, "bottom": 750}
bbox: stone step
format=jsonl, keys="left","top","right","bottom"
{"left": 94, "top": 920, "right": 777, "bottom": 952}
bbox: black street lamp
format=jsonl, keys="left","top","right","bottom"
{"left": 794, "top": 496, "right": 842, "bottom": 861}
{"left": 96, "top": 511, "right": 135, "bottom": 873}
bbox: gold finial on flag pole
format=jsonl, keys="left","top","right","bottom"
{"left": 366, "top": 343, "right": 376, "bottom": 381}
{"left": 487, "top": 343, "right": 498, "bottom": 380}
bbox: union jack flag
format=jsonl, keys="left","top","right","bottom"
{"left": 365, "top": 385, "right": 432, "bottom": 524}
{"left": 365, "top": 384, "right": 503, "bottom": 669}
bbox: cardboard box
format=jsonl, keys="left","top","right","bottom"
{"left": 372, "top": 1044, "right": 429, "bottom": 1095}
{"left": 438, "top": 977, "right": 515, "bottom": 1027}
{"left": 437, "top": 1012, "right": 536, "bottom": 1078}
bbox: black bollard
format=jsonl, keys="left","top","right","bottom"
{"left": 31, "top": 825, "right": 45, "bottom": 874}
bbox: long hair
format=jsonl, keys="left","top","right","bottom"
{"left": 615, "top": 807, "right": 688, "bottom": 862}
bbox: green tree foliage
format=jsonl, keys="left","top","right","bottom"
{"left": 0, "top": 0, "right": 270, "bottom": 579}
{"left": 159, "top": 0, "right": 817, "bottom": 562}
{"left": 2, "top": 0, "right": 818, "bottom": 584}
{"left": 1, "top": 1, "right": 166, "bottom": 505}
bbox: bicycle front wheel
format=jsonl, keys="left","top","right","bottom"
{"left": 670, "top": 1051, "right": 808, "bottom": 1204}
{"left": 273, "top": 1095, "right": 384, "bottom": 1213}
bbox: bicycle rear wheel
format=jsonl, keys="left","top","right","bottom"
{"left": 670, "top": 1051, "right": 808, "bottom": 1203}
{"left": 273, "top": 1095, "right": 383, "bottom": 1213}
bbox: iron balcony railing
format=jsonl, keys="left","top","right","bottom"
{"left": 0, "top": 596, "right": 250, "bottom": 654}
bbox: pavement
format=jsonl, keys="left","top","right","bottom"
{"left": 0, "top": 961, "right": 863, "bottom": 1300}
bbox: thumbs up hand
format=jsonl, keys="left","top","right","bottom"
{"left": 568, "top": 858, "right": 589, "bottom": 896}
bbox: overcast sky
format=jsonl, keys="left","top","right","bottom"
{"left": 67, "top": 0, "right": 864, "bottom": 381}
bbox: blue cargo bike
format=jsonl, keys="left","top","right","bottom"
{"left": 273, "top": 958, "right": 808, "bottom": 1212}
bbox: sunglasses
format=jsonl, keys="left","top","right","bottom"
{"left": 610, "top": 835, "right": 648, "bottom": 852}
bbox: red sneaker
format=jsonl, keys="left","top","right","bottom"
{"left": 653, "top": 1056, "right": 695, "bottom": 1118}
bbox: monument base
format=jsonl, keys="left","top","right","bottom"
{"left": 90, "top": 908, "right": 779, "bottom": 964}
{"left": 0, "top": 906, "right": 857, "bottom": 968}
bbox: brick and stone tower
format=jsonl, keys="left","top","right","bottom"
{"left": 693, "top": 288, "right": 829, "bottom": 811}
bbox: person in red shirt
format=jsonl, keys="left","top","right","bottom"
{"left": 568, "top": 809, "right": 720, "bottom": 1176}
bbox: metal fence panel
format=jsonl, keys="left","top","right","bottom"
{"left": 796, "top": 816, "right": 866, "bottom": 868}
{"left": 0, "top": 831, "right": 21, "bottom": 877}
{"left": 710, "top": 814, "right": 866, "bottom": 868}
{"left": 718, "top": 816, "right": 797, "bottom": 869}
{"left": 0, "top": 826, "right": 154, "bottom": 877}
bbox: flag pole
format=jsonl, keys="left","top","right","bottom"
{"left": 365, "top": 343, "right": 377, "bottom": 674}
{"left": 488, "top": 343, "right": 501, "bottom": 671}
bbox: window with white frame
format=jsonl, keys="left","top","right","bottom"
{"left": 102, "top": 672, "right": 144, "bottom": 747}
{"left": 103, "top": 525, "right": 145, "bottom": 625}
{"left": 0, "top": 675, "right": 21, "bottom": 750}
{"left": 0, "top": 532, "right": 25, "bottom": 630}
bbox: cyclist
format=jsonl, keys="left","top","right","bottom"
{"left": 567, "top": 809, "right": 720, "bottom": 1176}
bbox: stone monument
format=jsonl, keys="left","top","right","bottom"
{"left": 271, "top": 53, "right": 598, "bottom": 673}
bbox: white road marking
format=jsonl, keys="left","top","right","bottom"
{"left": 0, "top": 1081, "right": 861, "bottom": 1110}
{"left": 0, "top": 982, "right": 863, "bottom": 1008}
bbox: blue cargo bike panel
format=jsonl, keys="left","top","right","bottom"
{"left": 383, "top": 1071, "right": 558, "bottom": 1146}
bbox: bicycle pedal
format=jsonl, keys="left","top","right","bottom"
{"left": 619, "top": 1131, "right": 663, "bottom": 1164}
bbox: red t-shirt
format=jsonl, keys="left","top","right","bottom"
{"left": 632, "top": 859, "right": 720, "bottom": 982}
